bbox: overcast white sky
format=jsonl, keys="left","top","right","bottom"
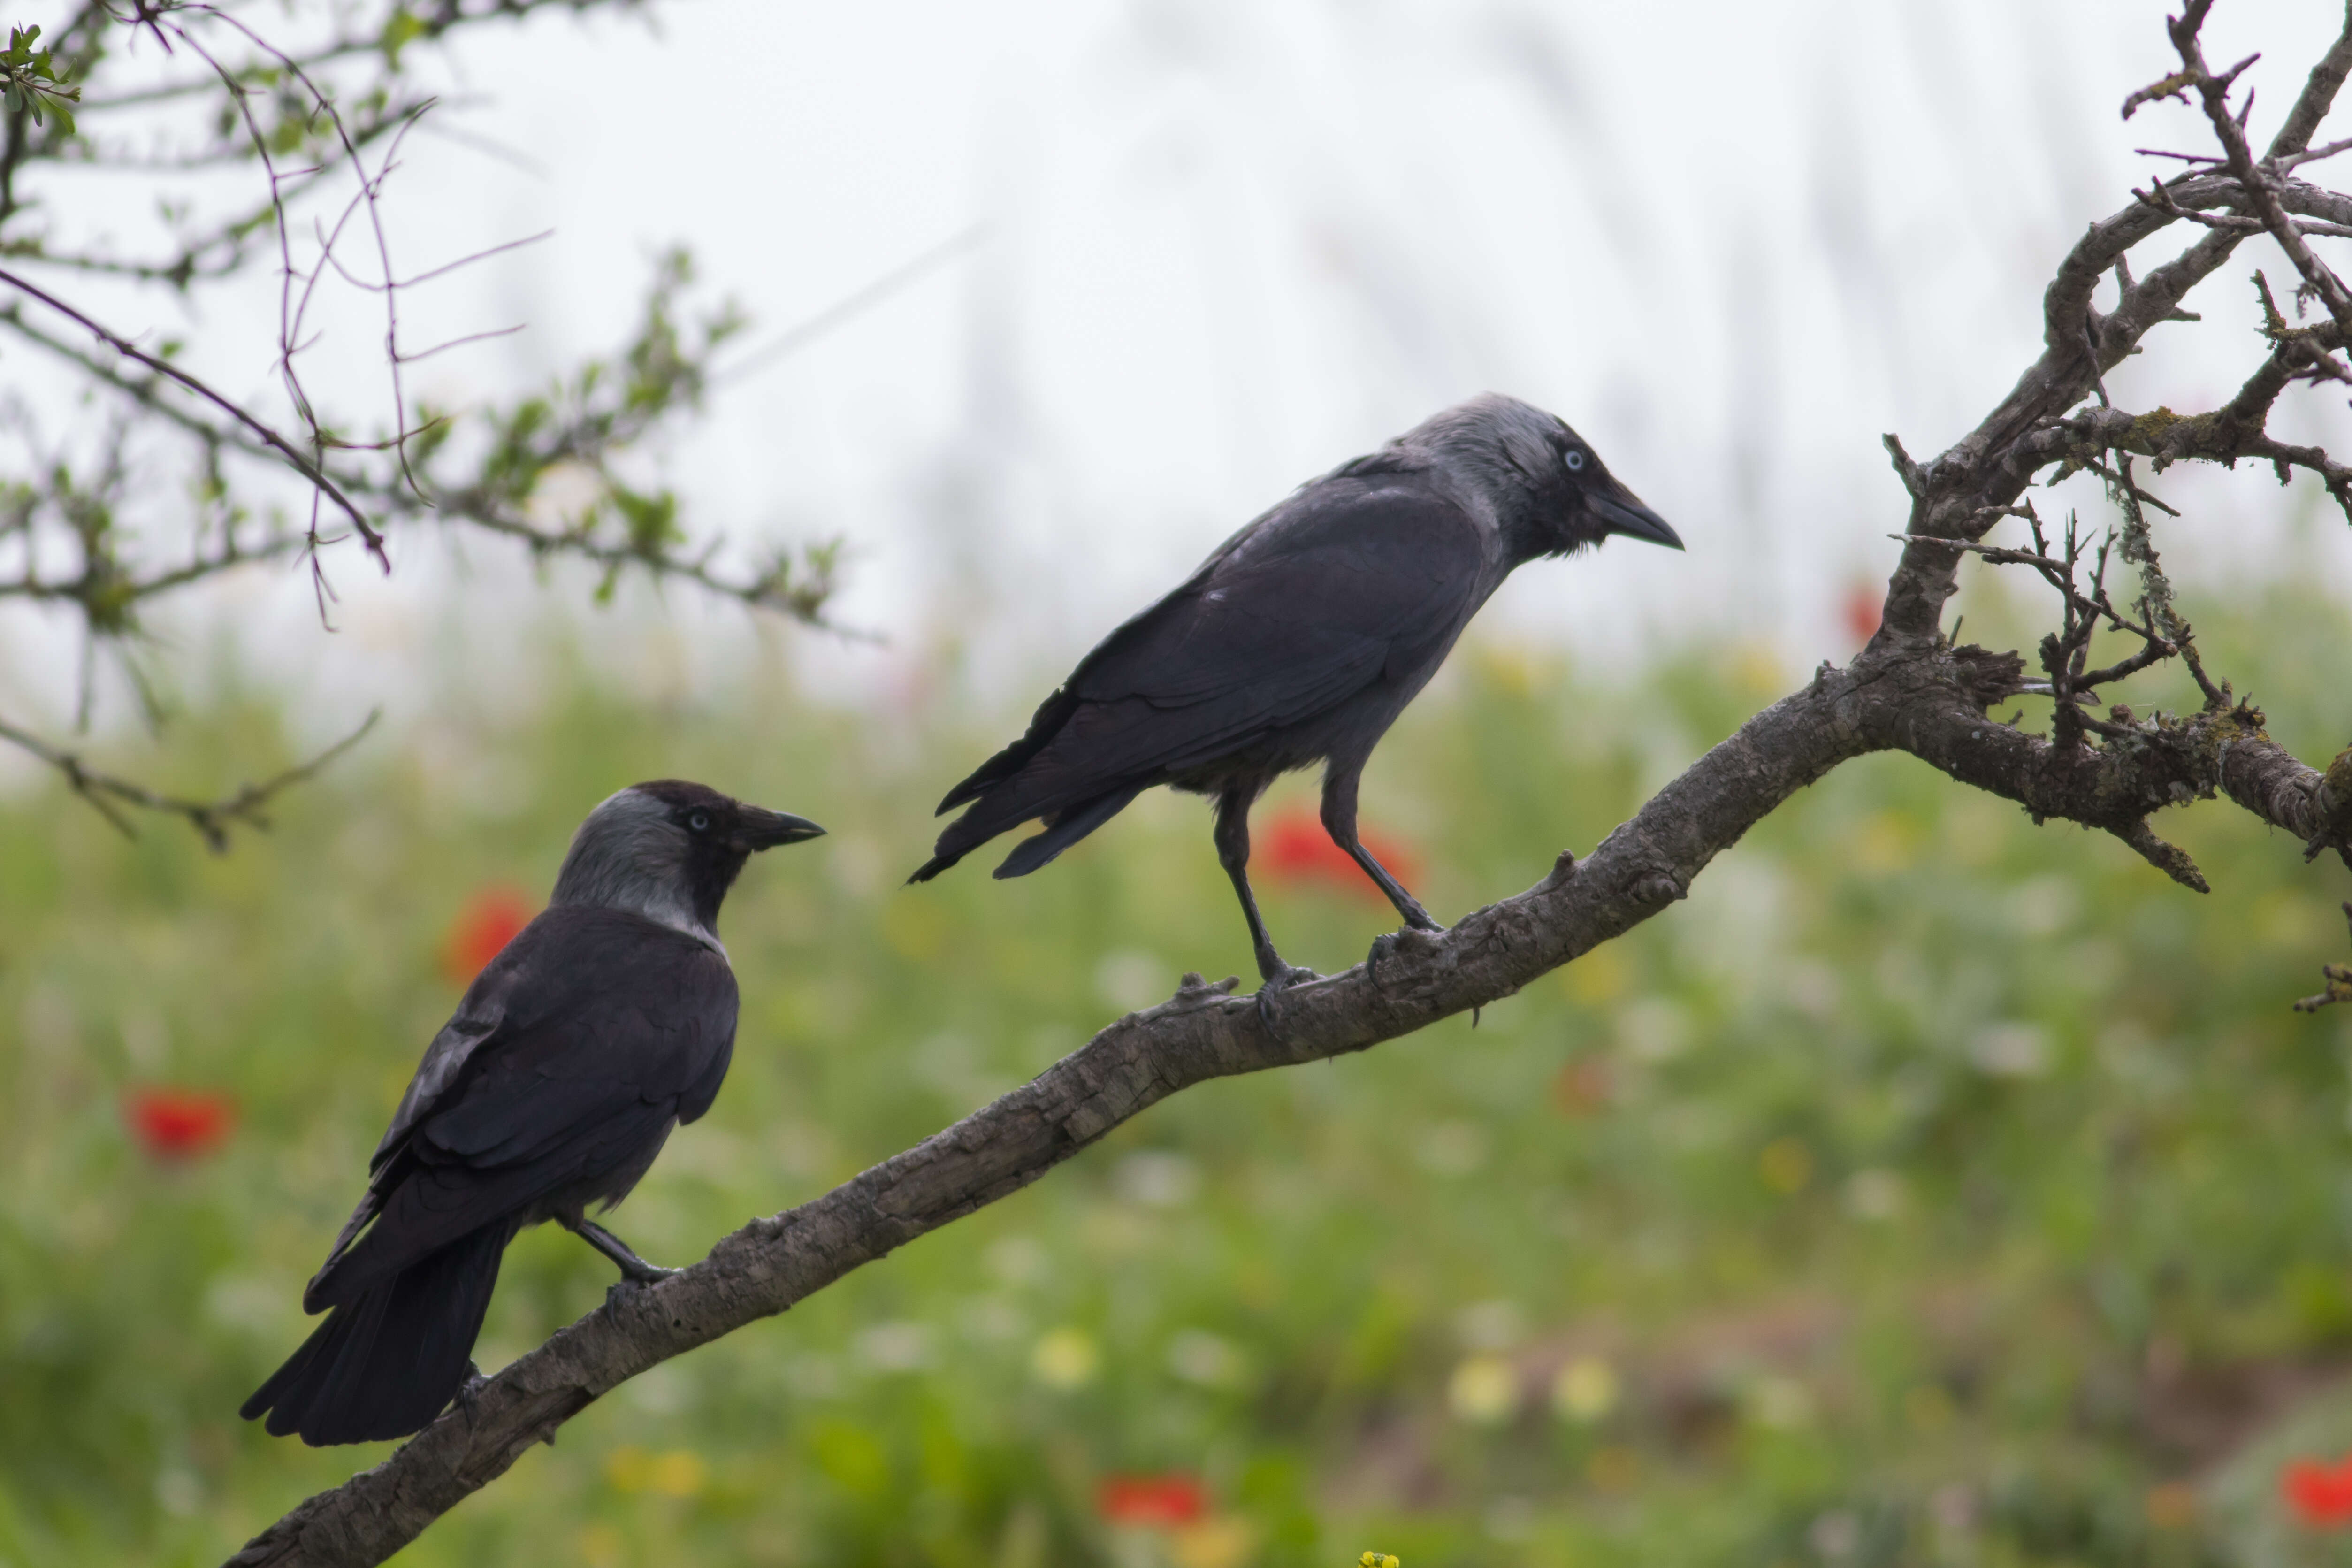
{"left": 4, "top": 0, "right": 2347, "bottom": 739}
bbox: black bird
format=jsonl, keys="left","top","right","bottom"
{"left": 911, "top": 393, "right": 1680, "bottom": 991}
{"left": 241, "top": 781, "right": 823, "bottom": 1446}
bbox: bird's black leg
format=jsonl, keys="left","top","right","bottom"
{"left": 1214, "top": 782, "right": 1316, "bottom": 991}
{"left": 565, "top": 1216, "right": 679, "bottom": 1284}
{"left": 1321, "top": 769, "right": 1443, "bottom": 932}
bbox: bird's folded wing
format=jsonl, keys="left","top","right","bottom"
{"left": 1084, "top": 482, "right": 1484, "bottom": 700}
{"left": 1041, "top": 482, "right": 1487, "bottom": 777}
{"left": 310, "top": 909, "right": 736, "bottom": 1304}
{"left": 929, "top": 477, "right": 1488, "bottom": 839}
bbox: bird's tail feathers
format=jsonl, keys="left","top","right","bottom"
{"left": 906, "top": 847, "right": 963, "bottom": 884}
{"left": 935, "top": 690, "right": 1080, "bottom": 817}
{"left": 908, "top": 786, "right": 1046, "bottom": 883}
{"left": 993, "top": 785, "right": 1146, "bottom": 879}
{"left": 301, "top": 1180, "right": 388, "bottom": 1311}
{"left": 242, "top": 1220, "right": 512, "bottom": 1446}
{"left": 911, "top": 768, "right": 1056, "bottom": 882}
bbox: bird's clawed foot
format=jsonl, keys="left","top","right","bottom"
{"left": 602, "top": 1265, "right": 679, "bottom": 1320}
{"left": 1252, "top": 961, "right": 1320, "bottom": 1034}
{"left": 455, "top": 1361, "right": 491, "bottom": 1424}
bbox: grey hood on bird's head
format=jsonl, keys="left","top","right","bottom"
{"left": 1387, "top": 392, "right": 1682, "bottom": 560}
{"left": 550, "top": 781, "right": 824, "bottom": 951}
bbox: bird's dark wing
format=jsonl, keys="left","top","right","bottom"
{"left": 921, "top": 476, "right": 1488, "bottom": 865}
{"left": 368, "top": 931, "right": 545, "bottom": 1170}
{"left": 306, "top": 907, "right": 737, "bottom": 1308}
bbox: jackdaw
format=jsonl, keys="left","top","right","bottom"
{"left": 910, "top": 393, "right": 1679, "bottom": 992}
{"left": 241, "top": 780, "right": 823, "bottom": 1446}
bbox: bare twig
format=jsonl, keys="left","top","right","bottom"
{"left": 0, "top": 706, "right": 379, "bottom": 850}
{"left": 2293, "top": 903, "right": 2352, "bottom": 1012}
{"left": 713, "top": 224, "right": 984, "bottom": 385}
{"left": 0, "top": 263, "right": 383, "bottom": 559}
{"left": 2169, "top": 5, "right": 2352, "bottom": 334}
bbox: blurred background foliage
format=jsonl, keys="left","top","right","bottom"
{"left": 5, "top": 574, "right": 2352, "bottom": 1568}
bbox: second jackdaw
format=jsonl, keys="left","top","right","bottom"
{"left": 910, "top": 393, "right": 1680, "bottom": 991}
{"left": 241, "top": 780, "right": 823, "bottom": 1446}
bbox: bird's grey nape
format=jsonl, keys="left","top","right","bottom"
{"left": 549, "top": 788, "right": 720, "bottom": 951}
{"left": 1393, "top": 393, "right": 1564, "bottom": 493}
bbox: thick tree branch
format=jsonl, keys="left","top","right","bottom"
{"left": 2269, "top": 3, "right": 2352, "bottom": 160}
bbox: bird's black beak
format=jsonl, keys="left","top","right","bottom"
{"left": 1589, "top": 485, "right": 1683, "bottom": 551}
{"left": 737, "top": 808, "right": 826, "bottom": 851}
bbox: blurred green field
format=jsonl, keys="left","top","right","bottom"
{"left": 6, "top": 583, "right": 2352, "bottom": 1568}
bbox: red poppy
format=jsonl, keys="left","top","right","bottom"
{"left": 2283, "top": 1454, "right": 2352, "bottom": 1527}
{"left": 1552, "top": 1057, "right": 1611, "bottom": 1118}
{"left": 442, "top": 886, "right": 535, "bottom": 987}
{"left": 1097, "top": 1473, "right": 1209, "bottom": 1529}
{"left": 123, "top": 1087, "right": 236, "bottom": 1161}
{"left": 1258, "top": 806, "right": 1418, "bottom": 904}
{"left": 1843, "top": 583, "right": 1883, "bottom": 645}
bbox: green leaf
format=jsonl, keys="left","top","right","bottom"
{"left": 378, "top": 8, "right": 427, "bottom": 69}
{"left": 607, "top": 484, "right": 681, "bottom": 557}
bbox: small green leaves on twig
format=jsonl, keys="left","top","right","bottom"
{"left": 376, "top": 8, "right": 428, "bottom": 70}
{"left": 2293, "top": 903, "right": 2352, "bottom": 1013}
{"left": 412, "top": 252, "right": 852, "bottom": 631}
{"left": 1, "top": 24, "right": 78, "bottom": 134}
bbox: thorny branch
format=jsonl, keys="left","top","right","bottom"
{"left": 2162, "top": 2, "right": 2352, "bottom": 333}
{"left": 224, "top": 5, "right": 2352, "bottom": 1566}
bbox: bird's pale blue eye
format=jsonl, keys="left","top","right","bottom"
{"left": 689, "top": 812, "right": 711, "bottom": 833}
{"left": 1564, "top": 450, "right": 1586, "bottom": 472}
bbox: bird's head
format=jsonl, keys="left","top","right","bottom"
{"left": 550, "top": 780, "right": 825, "bottom": 947}
{"left": 1407, "top": 393, "right": 1682, "bottom": 562}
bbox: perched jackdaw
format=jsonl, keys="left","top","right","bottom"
{"left": 911, "top": 393, "right": 1679, "bottom": 991}
{"left": 241, "top": 781, "right": 823, "bottom": 1446}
